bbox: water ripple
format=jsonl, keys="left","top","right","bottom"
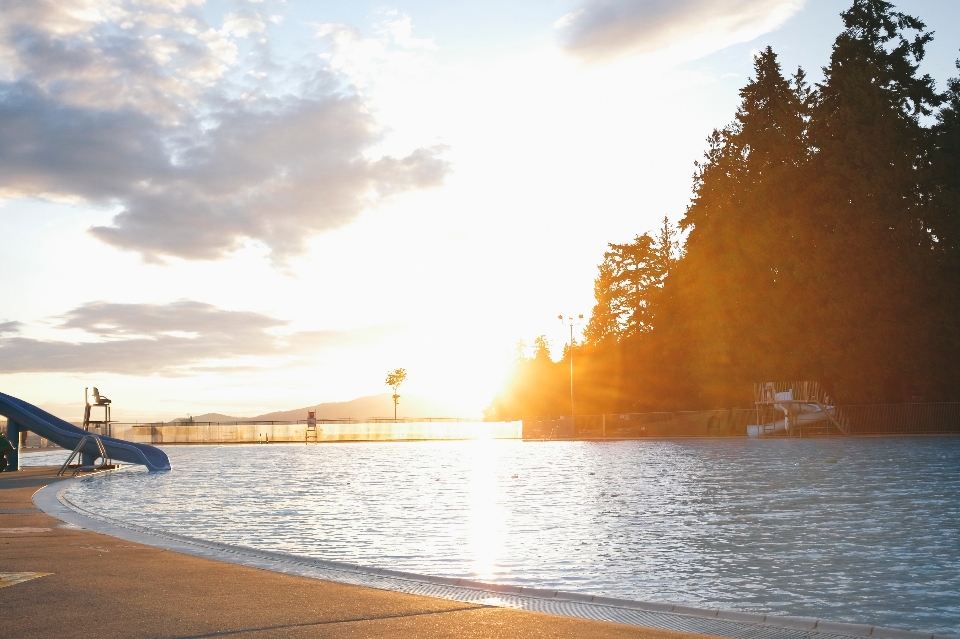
{"left": 45, "top": 438, "right": 960, "bottom": 634}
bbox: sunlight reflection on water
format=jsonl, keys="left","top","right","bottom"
{"left": 39, "top": 438, "right": 960, "bottom": 634}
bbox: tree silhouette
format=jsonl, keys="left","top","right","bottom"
{"left": 583, "top": 216, "right": 679, "bottom": 345}
{"left": 385, "top": 368, "right": 407, "bottom": 421}
{"left": 532, "top": 335, "right": 551, "bottom": 360}
{"left": 489, "top": 0, "right": 960, "bottom": 417}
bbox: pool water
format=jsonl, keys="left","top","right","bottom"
{"left": 32, "top": 438, "right": 960, "bottom": 634}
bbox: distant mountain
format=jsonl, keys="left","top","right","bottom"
{"left": 181, "top": 413, "right": 238, "bottom": 422}
{"left": 191, "top": 393, "right": 469, "bottom": 422}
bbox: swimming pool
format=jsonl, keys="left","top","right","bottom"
{"left": 31, "top": 438, "right": 960, "bottom": 634}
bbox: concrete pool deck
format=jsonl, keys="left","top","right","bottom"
{"left": 1, "top": 467, "right": 711, "bottom": 639}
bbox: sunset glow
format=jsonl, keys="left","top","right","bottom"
{"left": 1, "top": 0, "right": 957, "bottom": 420}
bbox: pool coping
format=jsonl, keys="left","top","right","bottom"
{"left": 33, "top": 474, "right": 958, "bottom": 639}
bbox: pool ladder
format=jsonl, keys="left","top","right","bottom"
{"left": 58, "top": 434, "right": 110, "bottom": 476}
{"left": 305, "top": 423, "right": 318, "bottom": 444}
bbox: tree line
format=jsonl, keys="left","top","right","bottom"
{"left": 489, "top": 0, "right": 960, "bottom": 418}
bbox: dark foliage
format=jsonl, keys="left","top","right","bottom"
{"left": 489, "top": 1, "right": 960, "bottom": 419}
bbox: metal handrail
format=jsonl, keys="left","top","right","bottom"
{"left": 813, "top": 400, "right": 849, "bottom": 436}
{"left": 57, "top": 434, "right": 109, "bottom": 476}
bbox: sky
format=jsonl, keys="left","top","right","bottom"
{"left": 0, "top": 0, "right": 957, "bottom": 421}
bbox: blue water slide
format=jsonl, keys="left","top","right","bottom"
{"left": 0, "top": 391, "right": 170, "bottom": 472}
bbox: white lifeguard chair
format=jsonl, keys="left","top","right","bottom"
{"left": 305, "top": 410, "right": 318, "bottom": 444}
{"left": 80, "top": 386, "right": 115, "bottom": 471}
{"left": 83, "top": 387, "right": 114, "bottom": 437}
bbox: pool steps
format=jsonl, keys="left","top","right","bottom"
{"left": 34, "top": 475, "right": 957, "bottom": 639}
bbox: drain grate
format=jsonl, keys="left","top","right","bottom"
{"left": 0, "top": 508, "right": 43, "bottom": 514}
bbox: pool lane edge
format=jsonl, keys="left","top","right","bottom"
{"left": 33, "top": 476, "right": 957, "bottom": 639}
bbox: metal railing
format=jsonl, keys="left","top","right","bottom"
{"left": 101, "top": 420, "right": 521, "bottom": 444}
{"left": 754, "top": 381, "right": 835, "bottom": 406}
{"left": 136, "top": 417, "right": 475, "bottom": 426}
{"left": 838, "top": 402, "right": 960, "bottom": 436}
{"left": 7, "top": 403, "right": 960, "bottom": 445}
{"left": 523, "top": 403, "right": 960, "bottom": 439}
{"left": 522, "top": 410, "right": 757, "bottom": 439}
{"left": 58, "top": 434, "right": 109, "bottom": 476}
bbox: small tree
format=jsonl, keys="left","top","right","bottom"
{"left": 532, "top": 335, "right": 551, "bottom": 360}
{"left": 385, "top": 368, "right": 407, "bottom": 421}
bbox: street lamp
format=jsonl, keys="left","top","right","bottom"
{"left": 558, "top": 314, "right": 583, "bottom": 419}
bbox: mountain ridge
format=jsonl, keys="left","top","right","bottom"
{"left": 189, "top": 393, "right": 471, "bottom": 422}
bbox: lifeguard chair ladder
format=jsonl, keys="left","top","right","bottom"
{"left": 305, "top": 411, "right": 318, "bottom": 444}
{"left": 83, "top": 387, "right": 115, "bottom": 466}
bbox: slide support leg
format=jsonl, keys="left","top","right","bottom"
{"left": 6, "top": 420, "right": 20, "bottom": 472}
{"left": 80, "top": 452, "right": 96, "bottom": 471}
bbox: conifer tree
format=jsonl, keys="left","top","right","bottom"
{"left": 930, "top": 62, "right": 960, "bottom": 260}
{"left": 665, "top": 46, "right": 812, "bottom": 404}
{"left": 489, "top": 1, "right": 960, "bottom": 417}
{"left": 807, "top": 0, "right": 940, "bottom": 400}
{"left": 924, "top": 62, "right": 960, "bottom": 397}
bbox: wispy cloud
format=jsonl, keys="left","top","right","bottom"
{"left": 0, "top": 300, "right": 392, "bottom": 375}
{"left": 557, "top": 0, "right": 805, "bottom": 63}
{"left": 0, "top": 1, "right": 449, "bottom": 263}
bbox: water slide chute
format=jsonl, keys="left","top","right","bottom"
{"left": 0, "top": 391, "right": 170, "bottom": 471}
{"left": 747, "top": 387, "right": 837, "bottom": 437}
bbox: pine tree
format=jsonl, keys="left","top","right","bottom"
{"left": 664, "top": 46, "right": 812, "bottom": 405}
{"left": 930, "top": 62, "right": 960, "bottom": 260}
{"left": 488, "top": 1, "right": 960, "bottom": 417}
{"left": 924, "top": 61, "right": 960, "bottom": 398}
{"left": 807, "top": 0, "right": 940, "bottom": 401}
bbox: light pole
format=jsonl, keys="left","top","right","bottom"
{"left": 558, "top": 314, "right": 583, "bottom": 420}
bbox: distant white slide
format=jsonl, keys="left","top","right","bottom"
{"left": 747, "top": 396, "right": 834, "bottom": 438}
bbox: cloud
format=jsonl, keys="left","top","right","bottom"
{"left": 315, "top": 15, "right": 439, "bottom": 94}
{"left": 57, "top": 299, "right": 282, "bottom": 339}
{"left": 0, "top": 300, "right": 390, "bottom": 375}
{"left": 0, "top": 321, "right": 22, "bottom": 335}
{"left": 221, "top": 13, "right": 265, "bottom": 38}
{"left": 0, "top": 0, "right": 449, "bottom": 263}
{"left": 557, "top": 0, "right": 805, "bottom": 63}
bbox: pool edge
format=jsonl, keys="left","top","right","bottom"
{"left": 33, "top": 477, "right": 958, "bottom": 639}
